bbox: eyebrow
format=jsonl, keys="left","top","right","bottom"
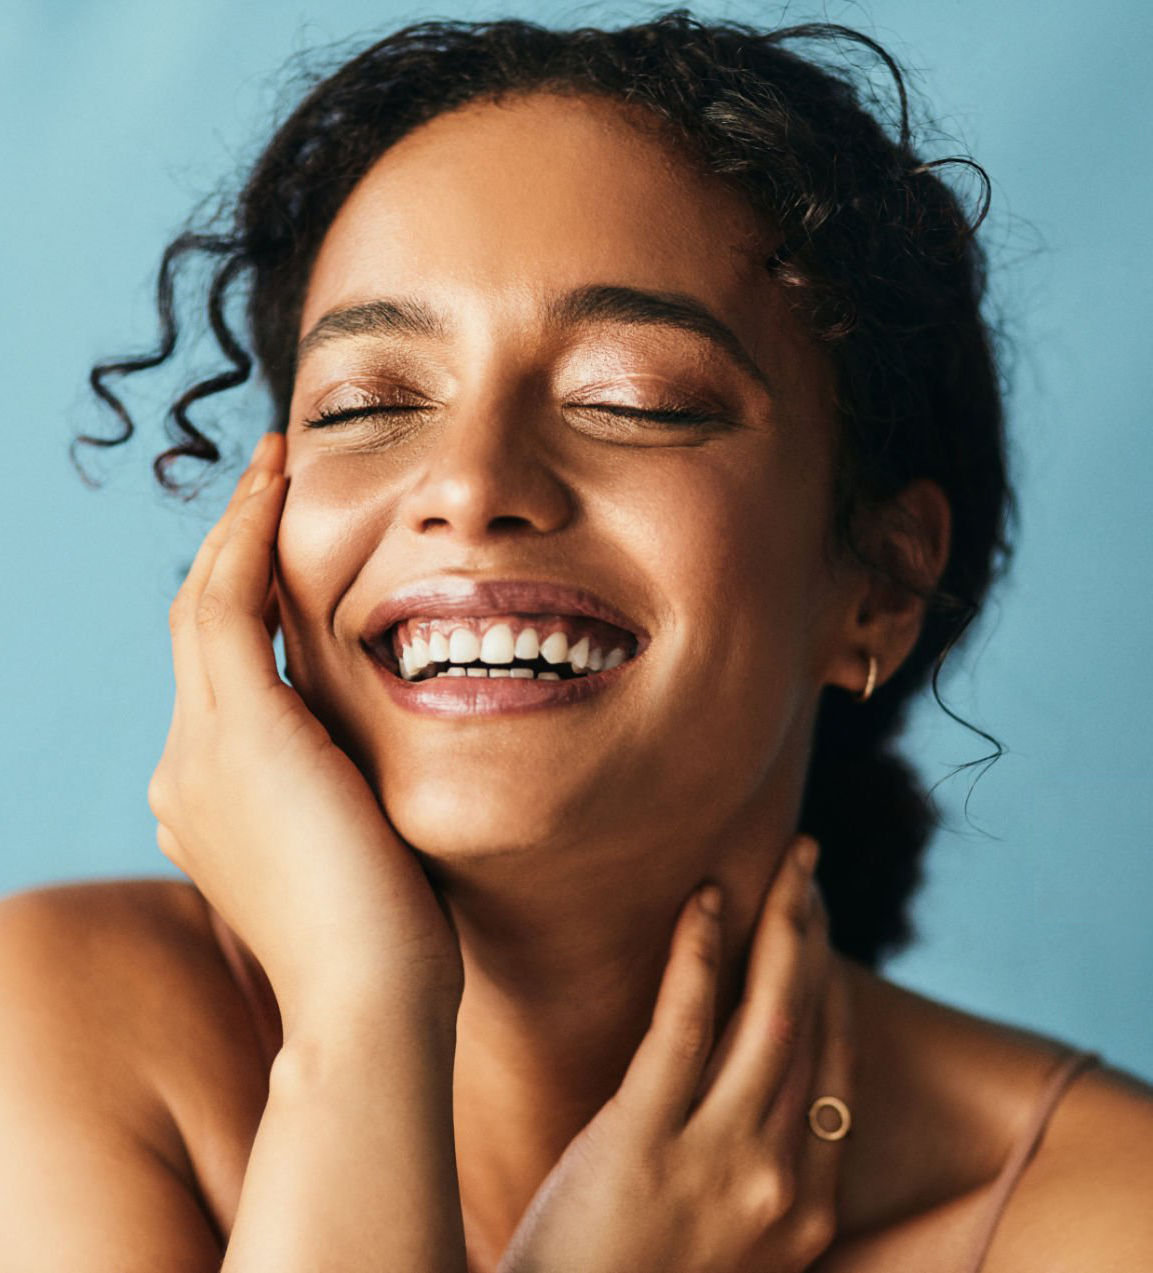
{"left": 296, "top": 283, "right": 774, "bottom": 395}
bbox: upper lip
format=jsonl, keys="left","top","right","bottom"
{"left": 361, "top": 577, "right": 650, "bottom": 649}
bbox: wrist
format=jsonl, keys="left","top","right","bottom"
{"left": 279, "top": 953, "right": 462, "bottom": 1035}
{"left": 275, "top": 1001, "right": 458, "bottom": 1095}
{"left": 280, "top": 977, "right": 460, "bottom": 1060}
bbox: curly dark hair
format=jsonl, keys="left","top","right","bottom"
{"left": 79, "top": 9, "right": 1013, "bottom": 968}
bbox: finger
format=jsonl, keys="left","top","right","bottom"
{"left": 613, "top": 884, "right": 725, "bottom": 1136}
{"left": 785, "top": 953, "right": 854, "bottom": 1260}
{"left": 693, "top": 836, "right": 820, "bottom": 1126}
{"left": 758, "top": 885, "right": 830, "bottom": 1144}
{"left": 170, "top": 435, "right": 278, "bottom": 710}
{"left": 698, "top": 876, "right": 828, "bottom": 1144}
{"left": 196, "top": 471, "right": 289, "bottom": 700}
{"left": 181, "top": 433, "right": 278, "bottom": 602}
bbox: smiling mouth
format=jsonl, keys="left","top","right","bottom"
{"left": 371, "top": 612, "right": 641, "bottom": 683}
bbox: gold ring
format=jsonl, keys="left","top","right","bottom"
{"left": 807, "top": 1095, "right": 852, "bottom": 1141}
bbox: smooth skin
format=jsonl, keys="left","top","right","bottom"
{"left": 1, "top": 90, "right": 1152, "bottom": 1272}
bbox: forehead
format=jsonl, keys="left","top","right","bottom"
{"left": 300, "top": 91, "right": 780, "bottom": 350}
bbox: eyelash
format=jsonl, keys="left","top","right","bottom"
{"left": 301, "top": 402, "right": 724, "bottom": 429}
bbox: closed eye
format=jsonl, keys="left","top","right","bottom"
{"left": 303, "top": 403, "right": 730, "bottom": 429}
{"left": 302, "top": 403, "right": 433, "bottom": 429}
{"left": 574, "top": 404, "right": 726, "bottom": 427}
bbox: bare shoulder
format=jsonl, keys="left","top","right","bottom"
{"left": 983, "top": 1058, "right": 1153, "bottom": 1271}
{"left": 0, "top": 874, "right": 219, "bottom": 1062}
{"left": 0, "top": 878, "right": 264, "bottom": 1265}
{"left": 0, "top": 875, "right": 245, "bottom": 1063}
{"left": 839, "top": 965, "right": 1153, "bottom": 1270}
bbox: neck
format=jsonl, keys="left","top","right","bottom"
{"left": 437, "top": 777, "right": 818, "bottom": 1256}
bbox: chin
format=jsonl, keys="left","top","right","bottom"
{"left": 379, "top": 770, "right": 601, "bottom": 864}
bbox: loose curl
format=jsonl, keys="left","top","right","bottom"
{"left": 78, "top": 10, "right": 1014, "bottom": 968}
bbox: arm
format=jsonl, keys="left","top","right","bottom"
{"left": 0, "top": 888, "right": 467, "bottom": 1273}
{"left": 224, "top": 1003, "right": 465, "bottom": 1273}
{"left": 148, "top": 433, "right": 471, "bottom": 1268}
{"left": 0, "top": 435, "right": 470, "bottom": 1268}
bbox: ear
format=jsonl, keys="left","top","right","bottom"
{"left": 823, "top": 479, "right": 952, "bottom": 698}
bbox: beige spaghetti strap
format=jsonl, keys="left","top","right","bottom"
{"left": 205, "top": 900, "right": 283, "bottom": 1071}
{"left": 965, "top": 1047, "right": 1101, "bottom": 1272}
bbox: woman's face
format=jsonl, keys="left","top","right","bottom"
{"left": 276, "top": 91, "right": 861, "bottom": 864}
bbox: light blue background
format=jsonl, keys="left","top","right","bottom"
{"left": 3, "top": 2, "right": 1150, "bottom": 1076}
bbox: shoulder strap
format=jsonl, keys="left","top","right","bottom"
{"left": 965, "top": 1047, "right": 1101, "bottom": 1272}
{"left": 204, "top": 899, "right": 283, "bottom": 1071}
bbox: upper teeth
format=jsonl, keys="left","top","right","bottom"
{"left": 391, "top": 616, "right": 632, "bottom": 681}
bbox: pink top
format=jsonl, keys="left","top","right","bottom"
{"left": 962, "top": 1046, "right": 1100, "bottom": 1271}
{"left": 205, "top": 902, "right": 1100, "bottom": 1270}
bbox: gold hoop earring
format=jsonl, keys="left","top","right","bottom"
{"left": 855, "top": 654, "right": 878, "bottom": 704}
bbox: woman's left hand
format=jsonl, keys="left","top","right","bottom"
{"left": 497, "top": 835, "right": 853, "bottom": 1273}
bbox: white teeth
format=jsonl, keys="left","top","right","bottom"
{"left": 428, "top": 630, "right": 450, "bottom": 662}
{"left": 394, "top": 621, "right": 633, "bottom": 683}
{"left": 449, "top": 627, "right": 481, "bottom": 663}
{"left": 568, "top": 635, "right": 590, "bottom": 671}
{"left": 479, "top": 623, "right": 515, "bottom": 664}
{"left": 514, "top": 627, "right": 540, "bottom": 660}
{"left": 428, "top": 667, "right": 567, "bottom": 681}
{"left": 410, "top": 636, "right": 429, "bottom": 672}
{"left": 540, "top": 631, "right": 569, "bottom": 664}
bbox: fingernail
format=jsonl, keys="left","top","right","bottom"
{"left": 794, "top": 836, "right": 820, "bottom": 874}
{"left": 250, "top": 469, "right": 273, "bottom": 495}
{"left": 697, "top": 883, "right": 724, "bottom": 918}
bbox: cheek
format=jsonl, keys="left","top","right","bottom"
{"left": 275, "top": 457, "right": 393, "bottom": 634}
{"left": 625, "top": 446, "right": 828, "bottom": 640}
{"left": 624, "top": 447, "right": 831, "bottom": 778}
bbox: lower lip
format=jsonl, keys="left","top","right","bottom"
{"left": 370, "top": 657, "right": 638, "bottom": 718}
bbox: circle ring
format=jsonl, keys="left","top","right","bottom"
{"left": 807, "top": 1095, "right": 852, "bottom": 1141}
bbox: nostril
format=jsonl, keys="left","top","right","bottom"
{"left": 487, "top": 514, "right": 535, "bottom": 533}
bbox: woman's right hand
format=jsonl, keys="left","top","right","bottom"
{"left": 148, "top": 432, "right": 463, "bottom": 1036}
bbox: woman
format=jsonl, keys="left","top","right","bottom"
{"left": 2, "top": 10, "right": 1150, "bottom": 1270}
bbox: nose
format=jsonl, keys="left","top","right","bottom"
{"left": 397, "top": 393, "right": 575, "bottom": 544}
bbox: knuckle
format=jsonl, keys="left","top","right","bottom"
{"left": 146, "top": 770, "right": 172, "bottom": 821}
{"left": 775, "top": 882, "right": 812, "bottom": 937}
{"left": 769, "top": 1165, "right": 797, "bottom": 1215}
{"left": 742, "top": 1163, "right": 795, "bottom": 1227}
{"left": 688, "top": 927, "right": 721, "bottom": 973}
{"left": 668, "top": 1010, "right": 712, "bottom": 1062}
{"left": 783, "top": 892, "right": 812, "bottom": 937}
{"left": 766, "top": 1009, "right": 803, "bottom": 1050}
{"left": 793, "top": 1206, "right": 836, "bottom": 1260}
{"left": 168, "top": 593, "right": 192, "bottom": 632}
{"left": 195, "top": 590, "right": 230, "bottom": 634}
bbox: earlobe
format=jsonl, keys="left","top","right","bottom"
{"left": 824, "top": 478, "right": 952, "bottom": 700}
{"left": 854, "top": 652, "right": 879, "bottom": 703}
